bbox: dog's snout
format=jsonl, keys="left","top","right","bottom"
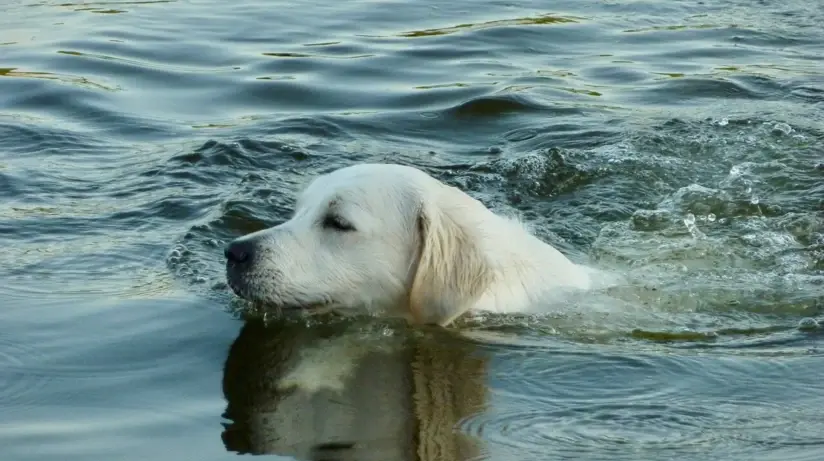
{"left": 225, "top": 239, "right": 255, "bottom": 264}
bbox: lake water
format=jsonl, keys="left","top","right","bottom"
{"left": 1, "top": 0, "right": 823, "bottom": 460}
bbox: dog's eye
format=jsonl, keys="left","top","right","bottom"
{"left": 322, "top": 214, "right": 356, "bottom": 232}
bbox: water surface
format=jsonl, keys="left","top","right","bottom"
{"left": 1, "top": 0, "right": 822, "bottom": 460}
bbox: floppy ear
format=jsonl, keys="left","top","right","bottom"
{"left": 408, "top": 186, "right": 496, "bottom": 326}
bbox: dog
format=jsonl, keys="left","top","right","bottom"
{"left": 225, "top": 163, "right": 592, "bottom": 326}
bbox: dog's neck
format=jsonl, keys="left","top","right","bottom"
{"left": 470, "top": 212, "right": 592, "bottom": 315}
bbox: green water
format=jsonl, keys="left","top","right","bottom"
{"left": 1, "top": 1, "right": 822, "bottom": 460}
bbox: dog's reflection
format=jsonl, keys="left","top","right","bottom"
{"left": 221, "top": 317, "right": 489, "bottom": 461}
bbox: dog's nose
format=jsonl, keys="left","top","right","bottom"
{"left": 225, "top": 239, "right": 255, "bottom": 264}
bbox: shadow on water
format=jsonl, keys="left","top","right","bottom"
{"left": 221, "top": 317, "right": 488, "bottom": 461}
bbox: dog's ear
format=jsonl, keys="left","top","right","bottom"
{"left": 408, "top": 186, "right": 496, "bottom": 326}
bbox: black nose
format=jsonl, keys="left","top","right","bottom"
{"left": 225, "top": 239, "right": 255, "bottom": 264}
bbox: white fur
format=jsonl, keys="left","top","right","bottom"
{"left": 225, "top": 163, "right": 592, "bottom": 326}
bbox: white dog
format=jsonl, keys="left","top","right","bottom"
{"left": 225, "top": 163, "right": 592, "bottom": 326}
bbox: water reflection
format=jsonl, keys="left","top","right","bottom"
{"left": 221, "top": 318, "right": 489, "bottom": 461}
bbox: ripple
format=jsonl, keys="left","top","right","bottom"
{"left": 396, "top": 14, "right": 581, "bottom": 38}
{"left": 444, "top": 94, "right": 547, "bottom": 118}
{"left": 0, "top": 295, "right": 232, "bottom": 440}
{"left": 0, "top": 66, "right": 119, "bottom": 92}
{"left": 460, "top": 351, "right": 824, "bottom": 459}
{"left": 3, "top": 298, "right": 225, "bottom": 381}
{"left": 488, "top": 349, "right": 687, "bottom": 403}
{"left": 461, "top": 404, "right": 721, "bottom": 456}
{"left": 2, "top": 79, "right": 179, "bottom": 140}
{"left": 0, "top": 336, "right": 52, "bottom": 410}
{"left": 464, "top": 401, "right": 824, "bottom": 459}
{"left": 644, "top": 76, "right": 763, "bottom": 102}
{"left": 45, "top": 1, "right": 177, "bottom": 14}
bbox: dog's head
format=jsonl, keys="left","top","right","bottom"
{"left": 224, "top": 163, "right": 495, "bottom": 325}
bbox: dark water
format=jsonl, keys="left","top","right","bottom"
{"left": 2, "top": 0, "right": 823, "bottom": 460}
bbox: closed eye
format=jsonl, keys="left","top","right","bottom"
{"left": 322, "top": 214, "right": 356, "bottom": 232}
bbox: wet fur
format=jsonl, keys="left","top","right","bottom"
{"left": 225, "top": 163, "right": 592, "bottom": 326}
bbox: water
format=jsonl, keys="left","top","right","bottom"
{"left": 1, "top": 0, "right": 823, "bottom": 459}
